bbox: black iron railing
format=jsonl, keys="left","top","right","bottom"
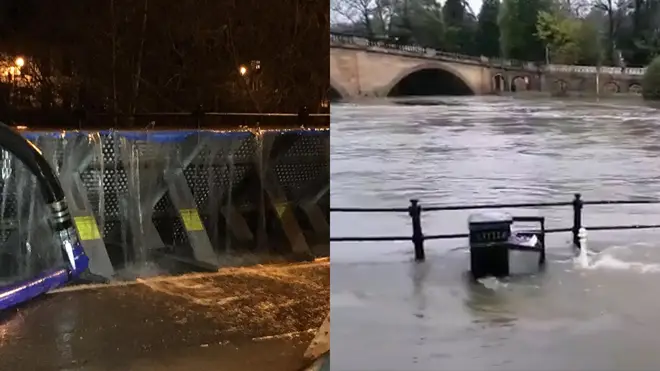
{"left": 331, "top": 193, "right": 660, "bottom": 261}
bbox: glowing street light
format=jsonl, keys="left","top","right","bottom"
{"left": 15, "top": 57, "right": 24, "bottom": 68}
{"left": 239, "top": 65, "right": 247, "bottom": 76}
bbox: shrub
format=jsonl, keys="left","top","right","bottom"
{"left": 642, "top": 57, "right": 660, "bottom": 100}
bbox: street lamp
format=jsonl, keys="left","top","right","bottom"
{"left": 239, "top": 65, "right": 247, "bottom": 76}
{"left": 14, "top": 57, "right": 24, "bottom": 68}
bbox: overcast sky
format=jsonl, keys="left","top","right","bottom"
{"left": 466, "top": 0, "right": 488, "bottom": 16}
{"left": 467, "top": 0, "right": 484, "bottom": 14}
{"left": 332, "top": 0, "right": 487, "bottom": 23}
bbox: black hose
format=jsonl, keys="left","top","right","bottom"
{"left": 0, "top": 122, "right": 64, "bottom": 204}
{"left": 0, "top": 122, "right": 88, "bottom": 310}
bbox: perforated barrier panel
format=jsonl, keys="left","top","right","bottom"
{"left": 0, "top": 129, "right": 328, "bottom": 279}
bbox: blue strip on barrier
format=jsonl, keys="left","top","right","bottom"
{"left": 20, "top": 129, "right": 327, "bottom": 142}
{"left": 21, "top": 131, "right": 81, "bottom": 141}
{"left": 20, "top": 130, "right": 202, "bottom": 143}
{"left": 173, "top": 130, "right": 255, "bottom": 139}
{"left": 21, "top": 132, "right": 48, "bottom": 142}
{"left": 262, "top": 129, "right": 328, "bottom": 136}
{"left": 113, "top": 131, "right": 198, "bottom": 142}
{"left": 0, "top": 241, "right": 89, "bottom": 311}
{"left": 296, "top": 129, "right": 327, "bottom": 136}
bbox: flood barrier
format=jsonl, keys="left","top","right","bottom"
{"left": 0, "top": 126, "right": 329, "bottom": 281}
{"left": 331, "top": 194, "right": 660, "bottom": 260}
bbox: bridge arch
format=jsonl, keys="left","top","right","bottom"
{"left": 554, "top": 79, "right": 569, "bottom": 93}
{"left": 629, "top": 83, "right": 642, "bottom": 94}
{"left": 603, "top": 81, "right": 619, "bottom": 94}
{"left": 492, "top": 74, "right": 507, "bottom": 92}
{"left": 384, "top": 62, "right": 476, "bottom": 96}
{"left": 330, "top": 78, "right": 349, "bottom": 101}
{"left": 511, "top": 76, "right": 530, "bottom": 92}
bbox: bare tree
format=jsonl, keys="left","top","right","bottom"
{"left": 331, "top": 0, "right": 376, "bottom": 35}
{"left": 559, "top": 0, "right": 593, "bottom": 16}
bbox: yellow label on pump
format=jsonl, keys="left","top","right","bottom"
{"left": 180, "top": 209, "right": 204, "bottom": 231}
{"left": 74, "top": 215, "right": 102, "bottom": 241}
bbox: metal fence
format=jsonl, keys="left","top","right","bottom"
{"left": 0, "top": 127, "right": 329, "bottom": 280}
{"left": 331, "top": 194, "right": 660, "bottom": 261}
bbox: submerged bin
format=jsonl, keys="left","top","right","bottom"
{"left": 469, "top": 212, "right": 512, "bottom": 278}
{"left": 469, "top": 212, "right": 545, "bottom": 279}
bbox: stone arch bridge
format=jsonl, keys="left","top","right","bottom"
{"left": 330, "top": 33, "right": 646, "bottom": 99}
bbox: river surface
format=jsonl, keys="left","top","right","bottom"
{"left": 331, "top": 96, "right": 660, "bottom": 371}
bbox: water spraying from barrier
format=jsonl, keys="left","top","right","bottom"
{"left": 90, "top": 133, "right": 106, "bottom": 238}
{"left": 23, "top": 164, "right": 38, "bottom": 277}
{"left": 0, "top": 152, "right": 12, "bottom": 280}
{"left": 225, "top": 150, "right": 235, "bottom": 255}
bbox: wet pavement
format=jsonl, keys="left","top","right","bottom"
{"left": 0, "top": 260, "right": 329, "bottom": 371}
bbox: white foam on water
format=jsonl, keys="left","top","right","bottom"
{"left": 574, "top": 244, "right": 660, "bottom": 274}
{"left": 478, "top": 276, "right": 508, "bottom": 290}
{"left": 589, "top": 254, "right": 660, "bottom": 273}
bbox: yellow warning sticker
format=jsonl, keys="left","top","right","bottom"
{"left": 74, "top": 215, "right": 102, "bottom": 241}
{"left": 180, "top": 209, "right": 205, "bottom": 231}
{"left": 275, "top": 203, "right": 287, "bottom": 217}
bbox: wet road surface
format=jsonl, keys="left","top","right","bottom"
{"left": 0, "top": 260, "right": 329, "bottom": 371}
{"left": 331, "top": 97, "right": 660, "bottom": 370}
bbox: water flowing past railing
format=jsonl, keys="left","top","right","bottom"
{"left": 331, "top": 194, "right": 660, "bottom": 261}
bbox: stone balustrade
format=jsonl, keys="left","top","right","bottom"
{"left": 544, "top": 64, "right": 646, "bottom": 75}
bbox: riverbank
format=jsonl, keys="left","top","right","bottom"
{"left": 0, "top": 259, "right": 329, "bottom": 371}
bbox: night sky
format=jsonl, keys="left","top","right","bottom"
{"left": 0, "top": 0, "right": 329, "bottom": 116}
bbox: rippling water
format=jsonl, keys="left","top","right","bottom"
{"left": 331, "top": 97, "right": 660, "bottom": 371}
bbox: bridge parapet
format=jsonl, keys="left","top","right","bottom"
{"left": 331, "top": 32, "right": 541, "bottom": 71}
{"left": 331, "top": 31, "right": 649, "bottom": 78}
{"left": 544, "top": 64, "right": 646, "bottom": 76}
